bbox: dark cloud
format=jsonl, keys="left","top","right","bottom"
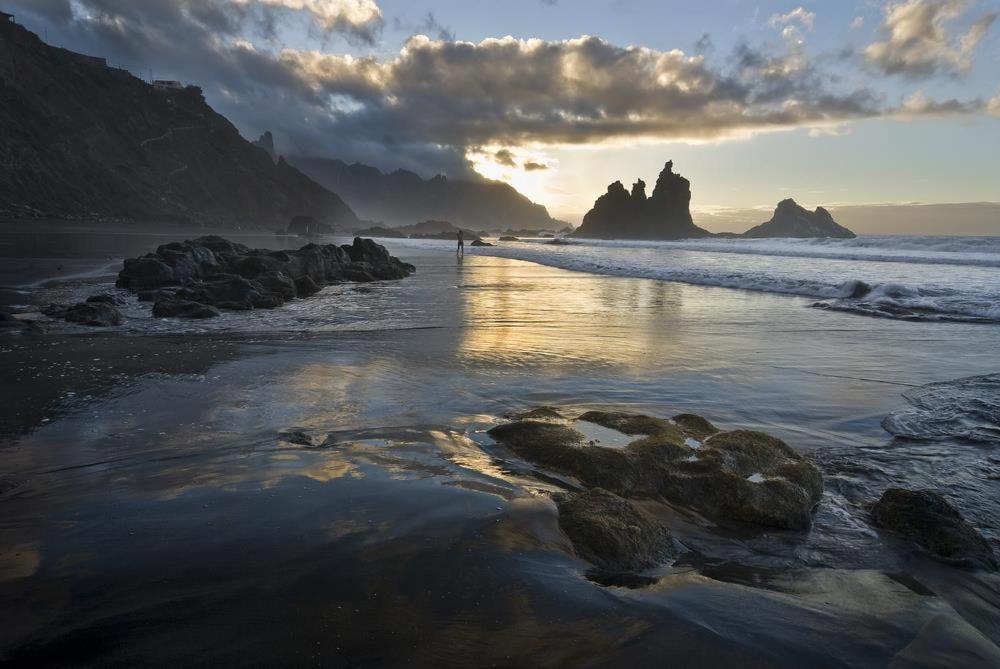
{"left": 8, "top": 0, "right": 989, "bottom": 180}
{"left": 523, "top": 161, "right": 549, "bottom": 171}
{"left": 494, "top": 149, "right": 517, "bottom": 167}
{"left": 865, "top": 0, "right": 996, "bottom": 78}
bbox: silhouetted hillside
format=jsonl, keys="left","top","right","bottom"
{"left": 0, "top": 23, "right": 357, "bottom": 228}
{"left": 289, "top": 156, "right": 560, "bottom": 231}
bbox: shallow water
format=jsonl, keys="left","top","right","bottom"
{"left": 2, "top": 236, "right": 1000, "bottom": 665}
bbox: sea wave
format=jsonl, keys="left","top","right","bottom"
{"left": 529, "top": 235, "right": 1000, "bottom": 268}
{"left": 454, "top": 237, "right": 1000, "bottom": 324}
{"left": 882, "top": 374, "right": 1000, "bottom": 442}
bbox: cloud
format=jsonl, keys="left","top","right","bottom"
{"left": 523, "top": 161, "right": 549, "bottom": 171}
{"left": 865, "top": 0, "right": 997, "bottom": 77}
{"left": 494, "top": 149, "right": 517, "bottom": 167}
{"left": 9, "top": 0, "right": 989, "bottom": 181}
{"left": 231, "top": 0, "right": 382, "bottom": 40}
{"left": 769, "top": 7, "right": 816, "bottom": 31}
{"left": 897, "top": 89, "right": 981, "bottom": 116}
{"left": 850, "top": 16, "right": 865, "bottom": 30}
{"left": 987, "top": 90, "right": 1000, "bottom": 117}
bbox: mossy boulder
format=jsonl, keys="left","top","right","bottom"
{"left": 490, "top": 409, "right": 823, "bottom": 531}
{"left": 505, "top": 406, "right": 565, "bottom": 421}
{"left": 658, "top": 430, "right": 823, "bottom": 529}
{"left": 872, "top": 488, "right": 997, "bottom": 569}
{"left": 557, "top": 488, "right": 674, "bottom": 572}
{"left": 578, "top": 410, "right": 681, "bottom": 438}
{"left": 486, "top": 421, "right": 637, "bottom": 493}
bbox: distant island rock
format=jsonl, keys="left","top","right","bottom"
{"left": 743, "top": 199, "right": 856, "bottom": 239}
{"left": 572, "top": 161, "right": 710, "bottom": 240}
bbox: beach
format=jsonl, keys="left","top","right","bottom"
{"left": 1, "top": 233, "right": 999, "bottom": 665}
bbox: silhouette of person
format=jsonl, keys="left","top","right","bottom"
{"left": 457, "top": 229, "right": 464, "bottom": 256}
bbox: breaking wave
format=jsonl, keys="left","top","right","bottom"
{"left": 449, "top": 235, "right": 1000, "bottom": 324}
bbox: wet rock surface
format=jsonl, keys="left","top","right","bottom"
{"left": 872, "top": 488, "right": 997, "bottom": 569}
{"left": 116, "top": 236, "right": 414, "bottom": 314}
{"left": 43, "top": 301, "right": 124, "bottom": 327}
{"left": 488, "top": 408, "right": 826, "bottom": 574}
{"left": 556, "top": 488, "right": 674, "bottom": 572}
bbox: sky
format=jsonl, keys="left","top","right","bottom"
{"left": 10, "top": 0, "right": 1000, "bottom": 225}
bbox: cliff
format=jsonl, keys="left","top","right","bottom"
{"left": 743, "top": 199, "right": 856, "bottom": 238}
{"left": 572, "top": 161, "right": 710, "bottom": 240}
{"left": 288, "top": 157, "right": 561, "bottom": 232}
{"left": 0, "top": 23, "right": 357, "bottom": 229}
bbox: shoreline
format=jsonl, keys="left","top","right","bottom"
{"left": 2, "top": 232, "right": 999, "bottom": 665}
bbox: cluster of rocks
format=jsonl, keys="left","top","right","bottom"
{"left": 115, "top": 235, "right": 414, "bottom": 319}
{"left": 30, "top": 236, "right": 415, "bottom": 328}
{"left": 488, "top": 408, "right": 824, "bottom": 575}
{"left": 488, "top": 407, "right": 996, "bottom": 579}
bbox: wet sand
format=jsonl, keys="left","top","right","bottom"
{"left": 1, "top": 236, "right": 999, "bottom": 666}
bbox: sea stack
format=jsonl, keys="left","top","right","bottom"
{"left": 743, "top": 199, "right": 856, "bottom": 238}
{"left": 572, "top": 161, "right": 710, "bottom": 240}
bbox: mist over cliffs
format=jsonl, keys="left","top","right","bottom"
{"left": 289, "top": 157, "right": 561, "bottom": 232}
{"left": 0, "top": 23, "right": 357, "bottom": 228}
{"left": 573, "top": 161, "right": 710, "bottom": 240}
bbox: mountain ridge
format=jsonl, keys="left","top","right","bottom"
{"left": 0, "top": 22, "right": 357, "bottom": 229}
{"left": 289, "top": 156, "right": 563, "bottom": 232}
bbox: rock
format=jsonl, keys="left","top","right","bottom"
{"left": 487, "top": 421, "right": 638, "bottom": 494}
{"left": 137, "top": 288, "right": 178, "bottom": 302}
{"left": 672, "top": 413, "right": 720, "bottom": 440}
{"left": 116, "top": 236, "right": 414, "bottom": 313}
{"left": 872, "top": 488, "right": 997, "bottom": 568}
{"left": 256, "top": 271, "right": 297, "bottom": 300}
{"left": 294, "top": 275, "right": 321, "bottom": 297}
{"left": 505, "top": 406, "right": 565, "bottom": 421}
{"left": 61, "top": 302, "right": 123, "bottom": 327}
{"left": 152, "top": 300, "right": 221, "bottom": 319}
{"left": 578, "top": 410, "right": 681, "bottom": 438}
{"left": 470, "top": 239, "right": 494, "bottom": 247}
{"left": 489, "top": 409, "right": 823, "bottom": 530}
{"left": 85, "top": 293, "right": 121, "bottom": 305}
{"left": 743, "top": 199, "right": 856, "bottom": 239}
{"left": 839, "top": 280, "right": 872, "bottom": 299}
{"left": 117, "top": 256, "right": 175, "bottom": 290}
{"left": 0, "top": 310, "right": 43, "bottom": 335}
{"left": 176, "top": 274, "right": 263, "bottom": 310}
{"left": 557, "top": 488, "right": 674, "bottom": 572}
{"left": 572, "top": 161, "right": 710, "bottom": 240}
{"left": 498, "top": 236, "right": 519, "bottom": 242}
{"left": 658, "top": 430, "right": 823, "bottom": 529}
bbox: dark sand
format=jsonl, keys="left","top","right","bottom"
{"left": 1, "top": 231, "right": 999, "bottom": 666}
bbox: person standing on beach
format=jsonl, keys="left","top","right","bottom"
{"left": 457, "top": 229, "right": 464, "bottom": 256}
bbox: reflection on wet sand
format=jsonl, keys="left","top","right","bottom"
{"left": 2, "top": 249, "right": 1000, "bottom": 665}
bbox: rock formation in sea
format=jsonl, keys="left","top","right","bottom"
{"left": 0, "top": 23, "right": 357, "bottom": 229}
{"left": 743, "top": 199, "right": 856, "bottom": 238}
{"left": 116, "top": 236, "right": 414, "bottom": 318}
{"left": 572, "top": 161, "right": 711, "bottom": 240}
